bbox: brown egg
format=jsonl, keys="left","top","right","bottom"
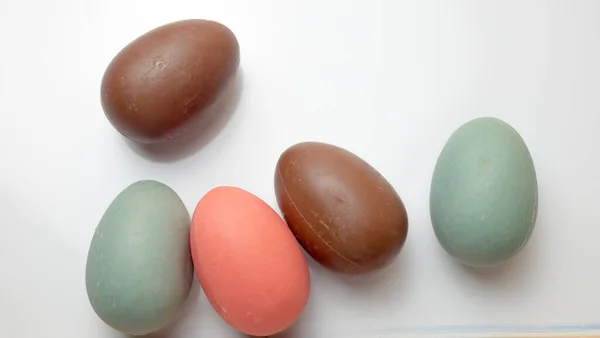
{"left": 100, "top": 19, "right": 240, "bottom": 143}
{"left": 274, "top": 141, "right": 409, "bottom": 275}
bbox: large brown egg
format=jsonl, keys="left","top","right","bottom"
{"left": 100, "top": 19, "right": 240, "bottom": 143}
{"left": 274, "top": 141, "right": 409, "bottom": 275}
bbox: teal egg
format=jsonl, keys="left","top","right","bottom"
{"left": 430, "top": 117, "right": 538, "bottom": 267}
{"left": 85, "top": 180, "right": 193, "bottom": 335}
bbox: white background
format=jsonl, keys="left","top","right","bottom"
{"left": 1, "top": 0, "right": 599, "bottom": 337}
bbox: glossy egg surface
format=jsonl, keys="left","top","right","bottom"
{"left": 101, "top": 19, "right": 240, "bottom": 143}
{"left": 275, "top": 141, "right": 408, "bottom": 275}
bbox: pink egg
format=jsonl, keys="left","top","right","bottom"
{"left": 190, "top": 186, "right": 310, "bottom": 336}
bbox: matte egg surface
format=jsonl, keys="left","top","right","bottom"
{"left": 85, "top": 180, "right": 193, "bottom": 335}
{"left": 190, "top": 186, "right": 310, "bottom": 336}
{"left": 430, "top": 117, "right": 538, "bottom": 267}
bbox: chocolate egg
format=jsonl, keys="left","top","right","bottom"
{"left": 274, "top": 141, "right": 409, "bottom": 275}
{"left": 101, "top": 19, "right": 240, "bottom": 143}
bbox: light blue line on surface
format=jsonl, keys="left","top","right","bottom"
{"left": 370, "top": 324, "right": 600, "bottom": 334}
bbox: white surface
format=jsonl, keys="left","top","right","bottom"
{"left": 1, "top": 0, "right": 600, "bottom": 337}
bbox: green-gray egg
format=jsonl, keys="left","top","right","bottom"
{"left": 85, "top": 180, "right": 193, "bottom": 335}
{"left": 430, "top": 117, "right": 538, "bottom": 267}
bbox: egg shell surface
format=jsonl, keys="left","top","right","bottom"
{"left": 85, "top": 180, "right": 193, "bottom": 335}
{"left": 101, "top": 19, "right": 240, "bottom": 143}
{"left": 430, "top": 117, "right": 538, "bottom": 267}
{"left": 275, "top": 141, "right": 409, "bottom": 275}
{"left": 190, "top": 186, "right": 310, "bottom": 336}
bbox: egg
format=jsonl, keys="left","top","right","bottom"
{"left": 190, "top": 186, "right": 310, "bottom": 336}
{"left": 101, "top": 19, "right": 240, "bottom": 143}
{"left": 275, "top": 141, "right": 409, "bottom": 275}
{"left": 430, "top": 117, "right": 538, "bottom": 267}
{"left": 85, "top": 180, "right": 193, "bottom": 335}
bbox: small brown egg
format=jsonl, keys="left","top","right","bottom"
{"left": 274, "top": 141, "right": 409, "bottom": 275}
{"left": 100, "top": 19, "right": 240, "bottom": 143}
